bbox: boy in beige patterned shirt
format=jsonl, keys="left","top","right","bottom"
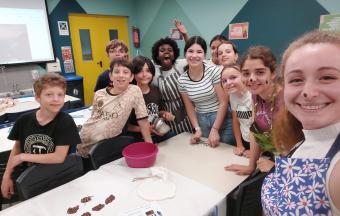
{"left": 77, "top": 59, "right": 152, "bottom": 157}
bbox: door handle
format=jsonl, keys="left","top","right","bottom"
{"left": 97, "top": 61, "right": 103, "bottom": 68}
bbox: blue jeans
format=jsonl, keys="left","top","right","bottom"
{"left": 197, "top": 110, "right": 235, "bottom": 145}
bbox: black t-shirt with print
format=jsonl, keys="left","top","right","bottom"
{"left": 129, "top": 85, "right": 165, "bottom": 126}
{"left": 8, "top": 110, "right": 81, "bottom": 154}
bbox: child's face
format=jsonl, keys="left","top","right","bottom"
{"left": 185, "top": 43, "right": 205, "bottom": 68}
{"left": 221, "top": 67, "right": 244, "bottom": 94}
{"left": 284, "top": 43, "right": 340, "bottom": 130}
{"left": 35, "top": 85, "right": 65, "bottom": 114}
{"left": 108, "top": 46, "right": 128, "bottom": 62}
{"left": 241, "top": 58, "right": 274, "bottom": 95}
{"left": 135, "top": 63, "right": 153, "bottom": 86}
{"left": 217, "top": 43, "right": 238, "bottom": 67}
{"left": 109, "top": 64, "right": 133, "bottom": 91}
{"left": 158, "top": 44, "right": 174, "bottom": 68}
{"left": 210, "top": 40, "right": 222, "bottom": 64}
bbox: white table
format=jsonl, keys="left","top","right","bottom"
{"left": 0, "top": 160, "right": 226, "bottom": 216}
{"left": 0, "top": 133, "right": 248, "bottom": 216}
{"left": 155, "top": 133, "right": 248, "bottom": 194}
{"left": 0, "top": 127, "right": 14, "bottom": 154}
{"left": 0, "top": 95, "right": 80, "bottom": 116}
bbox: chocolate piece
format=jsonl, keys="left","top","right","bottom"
{"left": 81, "top": 196, "right": 92, "bottom": 203}
{"left": 81, "top": 212, "right": 91, "bottom": 216}
{"left": 105, "top": 194, "right": 115, "bottom": 205}
{"left": 67, "top": 205, "right": 79, "bottom": 214}
{"left": 92, "top": 204, "right": 105, "bottom": 211}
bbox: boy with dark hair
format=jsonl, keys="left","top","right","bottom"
{"left": 1, "top": 73, "right": 81, "bottom": 199}
{"left": 78, "top": 58, "right": 152, "bottom": 157}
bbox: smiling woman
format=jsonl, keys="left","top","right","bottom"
{"left": 284, "top": 43, "right": 340, "bottom": 130}
{"left": 263, "top": 30, "right": 340, "bottom": 216}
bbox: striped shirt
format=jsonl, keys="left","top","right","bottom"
{"left": 153, "top": 60, "right": 193, "bottom": 134}
{"left": 178, "top": 64, "right": 222, "bottom": 113}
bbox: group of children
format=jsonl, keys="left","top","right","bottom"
{"left": 1, "top": 23, "right": 339, "bottom": 215}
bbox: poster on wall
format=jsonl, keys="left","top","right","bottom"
{"left": 320, "top": 13, "right": 340, "bottom": 32}
{"left": 58, "top": 21, "right": 69, "bottom": 36}
{"left": 61, "top": 46, "right": 73, "bottom": 61}
{"left": 63, "top": 60, "right": 75, "bottom": 73}
{"left": 228, "top": 22, "right": 249, "bottom": 40}
{"left": 61, "top": 46, "right": 74, "bottom": 73}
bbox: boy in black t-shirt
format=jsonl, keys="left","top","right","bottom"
{"left": 128, "top": 56, "right": 175, "bottom": 143}
{"left": 1, "top": 73, "right": 81, "bottom": 200}
{"left": 94, "top": 39, "right": 129, "bottom": 92}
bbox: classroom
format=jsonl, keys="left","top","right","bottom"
{"left": 1, "top": 0, "right": 340, "bottom": 215}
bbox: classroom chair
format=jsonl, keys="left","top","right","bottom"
{"left": 88, "top": 135, "right": 135, "bottom": 170}
{"left": 226, "top": 170, "right": 267, "bottom": 216}
{"left": 0, "top": 151, "right": 23, "bottom": 210}
{"left": 15, "top": 153, "right": 84, "bottom": 200}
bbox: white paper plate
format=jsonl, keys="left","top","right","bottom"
{"left": 137, "top": 179, "right": 176, "bottom": 201}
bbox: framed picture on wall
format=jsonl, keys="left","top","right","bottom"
{"left": 229, "top": 22, "right": 249, "bottom": 40}
{"left": 58, "top": 21, "right": 69, "bottom": 36}
{"left": 320, "top": 13, "right": 340, "bottom": 32}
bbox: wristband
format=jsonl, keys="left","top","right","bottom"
{"left": 195, "top": 126, "right": 201, "bottom": 131}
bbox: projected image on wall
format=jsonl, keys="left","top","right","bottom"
{"left": 0, "top": 24, "right": 32, "bottom": 63}
{"left": 0, "top": 0, "right": 55, "bottom": 65}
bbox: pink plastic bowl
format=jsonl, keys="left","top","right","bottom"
{"left": 122, "top": 142, "right": 158, "bottom": 168}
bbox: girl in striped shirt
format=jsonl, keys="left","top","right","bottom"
{"left": 178, "top": 36, "right": 234, "bottom": 147}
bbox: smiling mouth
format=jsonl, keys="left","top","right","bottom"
{"left": 298, "top": 103, "right": 329, "bottom": 111}
{"left": 227, "top": 85, "right": 235, "bottom": 89}
{"left": 248, "top": 83, "right": 259, "bottom": 89}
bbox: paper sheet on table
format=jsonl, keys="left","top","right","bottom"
{"left": 70, "top": 108, "right": 91, "bottom": 126}
{"left": 16, "top": 97, "right": 35, "bottom": 103}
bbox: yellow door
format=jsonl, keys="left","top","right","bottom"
{"left": 69, "top": 14, "right": 129, "bottom": 105}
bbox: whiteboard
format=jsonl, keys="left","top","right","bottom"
{"left": 0, "top": 0, "right": 55, "bottom": 65}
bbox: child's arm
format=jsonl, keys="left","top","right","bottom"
{"left": 174, "top": 19, "right": 189, "bottom": 42}
{"left": 224, "top": 134, "right": 258, "bottom": 175}
{"left": 1, "top": 141, "right": 21, "bottom": 198}
{"left": 127, "top": 123, "right": 141, "bottom": 133}
{"left": 137, "top": 118, "right": 153, "bottom": 143}
{"left": 247, "top": 133, "right": 260, "bottom": 171}
{"left": 180, "top": 92, "right": 202, "bottom": 144}
{"left": 13, "top": 145, "right": 69, "bottom": 165}
{"left": 232, "top": 111, "right": 245, "bottom": 155}
{"left": 208, "top": 84, "right": 228, "bottom": 147}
